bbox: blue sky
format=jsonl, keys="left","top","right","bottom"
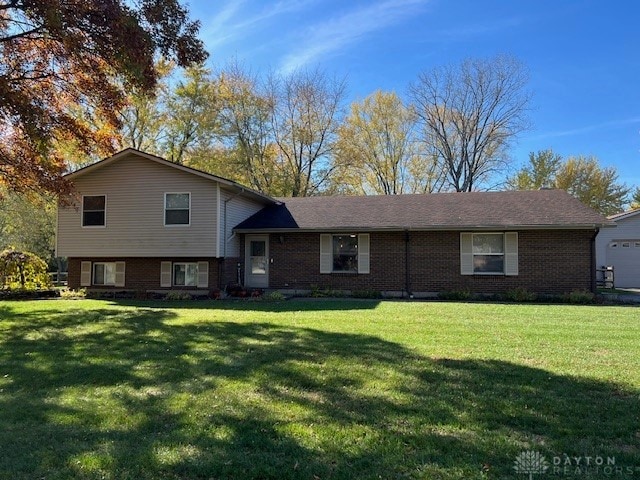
{"left": 188, "top": 0, "right": 639, "bottom": 188}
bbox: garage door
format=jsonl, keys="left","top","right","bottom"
{"left": 606, "top": 240, "right": 640, "bottom": 288}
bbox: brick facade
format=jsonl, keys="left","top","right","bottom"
{"left": 68, "top": 257, "right": 231, "bottom": 291}
{"left": 239, "top": 229, "right": 595, "bottom": 295}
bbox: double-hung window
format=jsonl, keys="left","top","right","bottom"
{"left": 82, "top": 195, "right": 106, "bottom": 227}
{"left": 472, "top": 233, "right": 505, "bottom": 274}
{"left": 165, "top": 193, "right": 190, "bottom": 225}
{"left": 461, "top": 232, "right": 518, "bottom": 276}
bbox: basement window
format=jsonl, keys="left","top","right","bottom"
{"left": 93, "top": 262, "right": 116, "bottom": 285}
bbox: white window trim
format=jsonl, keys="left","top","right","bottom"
{"left": 93, "top": 262, "right": 116, "bottom": 286}
{"left": 471, "top": 232, "right": 506, "bottom": 275}
{"left": 81, "top": 194, "right": 107, "bottom": 228}
{"left": 164, "top": 192, "right": 191, "bottom": 227}
{"left": 172, "top": 262, "right": 198, "bottom": 286}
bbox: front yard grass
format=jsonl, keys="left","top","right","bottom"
{"left": 0, "top": 299, "right": 638, "bottom": 479}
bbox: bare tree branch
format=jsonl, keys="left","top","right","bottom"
{"left": 410, "top": 55, "right": 531, "bottom": 192}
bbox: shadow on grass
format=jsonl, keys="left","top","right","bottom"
{"left": 112, "top": 297, "right": 383, "bottom": 312}
{"left": 0, "top": 304, "right": 638, "bottom": 479}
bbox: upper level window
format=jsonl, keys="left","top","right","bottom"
{"left": 472, "top": 233, "right": 504, "bottom": 274}
{"left": 165, "top": 193, "right": 190, "bottom": 225}
{"left": 333, "top": 235, "right": 359, "bottom": 272}
{"left": 82, "top": 195, "right": 106, "bottom": 227}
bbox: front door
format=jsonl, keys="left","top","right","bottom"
{"left": 245, "top": 235, "right": 269, "bottom": 288}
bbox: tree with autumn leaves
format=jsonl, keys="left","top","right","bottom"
{"left": 2, "top": 21, "right": 638, "bottom": 213}
{"left": 507, "top": 149, "right": 631, "bottom": 216}
{"left": 0, "top": 0, "right": 206, "bottom": 195}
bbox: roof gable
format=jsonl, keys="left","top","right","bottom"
{"left": 607, "top": 208, "right": 640, "bottom": 222}
{"left": 66, "top": 148, "right": 276, "bottom": 204}
{"left": 235, "top": 190, "right": 614, "bottom": 232}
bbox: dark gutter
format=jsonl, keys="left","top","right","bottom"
{"left": 590, "top": 228, "right": 600, "bottom": 293}
{"left": 234, "top": 224, "right": 615, "bottom": 234}
{"left": 405, "top": 229, "right": 412, "bottom": 298}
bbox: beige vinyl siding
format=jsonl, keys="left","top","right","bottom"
{"left": 57, "top": 153, "right": 218, "bottom": 257}
{"left": 220, "top": 189, "right": 266, "bottom": 257}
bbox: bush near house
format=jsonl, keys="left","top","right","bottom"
{"left": 0, "top": 248, "right": 50, "bottom": 290}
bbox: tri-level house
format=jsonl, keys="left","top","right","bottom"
{"left": 57, "top": 149, "right": 614, "bottom": 296}
{"left": 57, "top": 149, "right": 274, "bottom": 293}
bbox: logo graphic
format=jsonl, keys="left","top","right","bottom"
{"left": 514, "top": 451, "right": 549, "bottom": 479}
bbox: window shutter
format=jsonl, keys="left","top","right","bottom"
{"left": 80, "top": 261, "right": 92, "bottom": 286}
{"left": 160, "top": 261, "right": 172, "bottom": 287}
{"left": 197, "top": 261, "right": 209, "bottom": 288}
{"left": 115, "top": 262, "right": 126, "bottom": 287}
{"left": 460, "top": 233, "right": 473, "bottom": 275}
{"left": 320, "top": 234, "right": 332, "bottom": 273}
{"left": 358, "top": 234, "right": 370, "bottom": 274}
{"left": 504, "top": 232, "right": 519, "bottom": 276}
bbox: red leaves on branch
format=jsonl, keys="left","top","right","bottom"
{"left": 0, "top": 0, "right": 207, "bottom": 195}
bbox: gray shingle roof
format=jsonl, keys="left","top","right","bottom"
{"left": 234, "top": 189, "right": 614, "bottom": 231}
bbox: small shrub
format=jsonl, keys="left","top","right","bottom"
{"left": 164, "top": 291, "right": 192, "bottom": 301}
{"left": 262, "top": 291, "right": 285, "bottom": 302}
{"left": 310, "top": 284, "right": 326, "bottom": 297}
{"left": 351, "top": 289, "right": 382, "bottom": 299}
{"left": 438, "top": 289, "right": 471, "bottom": 301}
{"left": 225, "top": 283, "right": 248, "bottom": 297}
{"left": 310, "top": 285, "right": 346, "bottom": 298}
{"left": 563, "top": 289, "right": 595, "bottom": 304}
{"left": 504, "top": 287, "right": 538, "bottom": 302}
{"left": 60, "top": 288, "right": 86, "bottom": 299}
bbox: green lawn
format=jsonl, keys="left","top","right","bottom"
{"left": 0, "top": 299, "right": 638, "bottom": 479}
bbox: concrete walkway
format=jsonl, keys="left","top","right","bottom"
{"left": 600, "top": 288, "right": 640, "bottom": 304}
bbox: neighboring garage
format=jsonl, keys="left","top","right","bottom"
{"left": 596, "top": 209, "right": 640, "bottom": 288}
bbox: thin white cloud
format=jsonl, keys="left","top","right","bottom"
{"left": 202, "top": 0, "right": 246, "bottom": 49}
{"left": 531, "top": 117, "right": 640, "bottom": 140}
{"left": 279, "top": 0, "right": 430, "bottom": 73}
{"left": 203, "top": 0, "right": 317, "bottom": 51}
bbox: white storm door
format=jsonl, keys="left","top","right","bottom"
{"left": 245, "top": 235, "right": 269, "bottom": 288}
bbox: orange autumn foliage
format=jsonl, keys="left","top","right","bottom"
{"left": 0, "top": 0, "right": 206, "bottom": 196}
